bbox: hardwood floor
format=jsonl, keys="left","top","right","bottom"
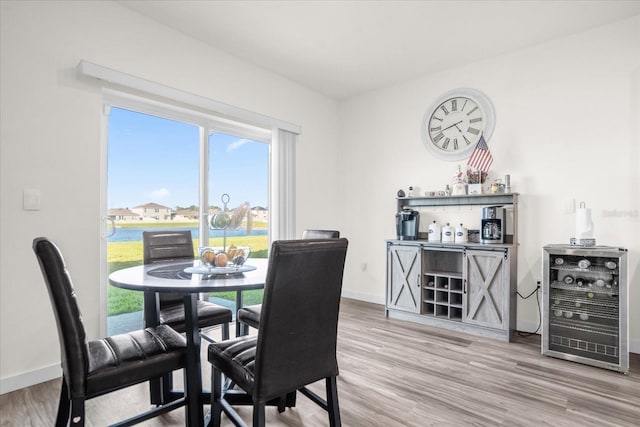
{"left": 1, "top": 298, "right": 639, "bottom": 426}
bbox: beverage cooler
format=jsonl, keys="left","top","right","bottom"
{"left": 542, "top": 245, "right": 628, "bottom": 373}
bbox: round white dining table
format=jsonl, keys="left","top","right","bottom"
{"left": 109, "top": 258, "right": 268, "bottom": 427}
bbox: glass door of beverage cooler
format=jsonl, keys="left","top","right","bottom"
{"left": 542, "top": 245, "right": 628, "bottom": 373}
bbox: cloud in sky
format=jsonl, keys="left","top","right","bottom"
{"left": 227, "top": 138, "right": 250, "bottom": 152}
{"left": 148, "top": 188, "right": 170, "bottom": 199}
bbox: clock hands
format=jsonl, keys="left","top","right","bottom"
{"left": 441, "top": 120, "right": 463, "bottom": 132}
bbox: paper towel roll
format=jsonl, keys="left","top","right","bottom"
{"left": 575, "top": 207, "right": 594, "bottom": 239}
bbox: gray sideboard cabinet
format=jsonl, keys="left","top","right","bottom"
{"left": 385, "top": 193, "right": 519, "bottom": 342}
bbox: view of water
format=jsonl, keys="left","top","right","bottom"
{"left": 108, "top": 226, "right": 267, "bottom": 242}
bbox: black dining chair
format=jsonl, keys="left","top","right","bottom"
{"left": 143, "top": 230, "right": 233, "bottom": 404}
{"left": 236, "top": 230, "right": 340, "bottom": 334}
{"left": 142, "top": 230, "right": 233, "bottom": 341}
{"left": 33, "top": 237, "right": 188, "bottom": 427}
{"left": 207, "top": 238, "right": 348, "bottom": 427}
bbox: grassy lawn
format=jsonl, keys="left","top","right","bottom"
{"left": 108, "top": 233, "right": 268, "bottom": 316}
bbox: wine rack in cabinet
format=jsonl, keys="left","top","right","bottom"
{"left": 542, "top": 245, "right": 628, "bottom": 373}
{"left": 421, "top": 248, "right": 464, "bottom": 320}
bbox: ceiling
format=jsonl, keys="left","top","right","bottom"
{"left": 117, "top": 0, "right": 640, "bottom": 100}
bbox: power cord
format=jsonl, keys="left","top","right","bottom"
{"left": 516, "top": 281, "right": 541, "bottom": 336}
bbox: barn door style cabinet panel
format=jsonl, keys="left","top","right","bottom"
{"left": 387, "top": 244, "right": 421, "bottom": 313}
{"left": 386, "top": 194, "right": 518, "bottom": 342}
{"left": 463, "top": 248, "right": 511, "bottom": 331}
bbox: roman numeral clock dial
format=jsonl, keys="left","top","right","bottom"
{"left": 421, "top": 88, "right": 495, "bottom": 161}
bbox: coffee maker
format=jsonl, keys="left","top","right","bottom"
{"left": 396, "top": 208, "right": 419, "bottom": 240}
{"left": 481, "top": 206, "right": 505, "bottom": 244}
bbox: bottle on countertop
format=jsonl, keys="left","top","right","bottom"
{"left": 428, "top": 221, "right": 441, "bottom": 242}
{"left": 442, "top": 223, "right": 455, "bottom": 243}
{"left": 504, "top": 174, "right": 511, "bottom": 193}
{"left": 454, "top": 223, "right": 468, "bottom": 243}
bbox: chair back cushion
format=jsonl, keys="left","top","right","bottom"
{"left": 302, "top": 230, "right": 340, "bottom": 239}
{"left": 254, "top": 238, "right": 348, "bottom": 401}
{"left": 143, "top": 230, "right": 194, "bottom": 305}
{"left": 143, "top": 230, "right": 194, "bottom": 264}
{"left": 33, "top": 238, "right": 89, "bottom": 397}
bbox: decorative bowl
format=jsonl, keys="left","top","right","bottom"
{"left": 199, "top": 246, "right": 251, "bottom": 267}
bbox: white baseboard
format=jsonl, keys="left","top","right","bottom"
{"left": 341, "top": 289, "right": 384, "bottom": 305}
{"left": 0, "top": 364, "right": 61, "bottom": 395}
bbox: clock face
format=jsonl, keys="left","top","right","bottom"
{"left": 422, "top": 89, "right": 495, "bottom": 161}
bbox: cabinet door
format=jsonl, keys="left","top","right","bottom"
{"left": 463, "top": 249, "right": 508, "bottom": 330}
{"left": 387, "top": 244, "right": 421, "bottom": 313}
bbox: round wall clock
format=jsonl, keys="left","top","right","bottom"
{"left": 421, "top": 88, "right": 495, "bottom": 161}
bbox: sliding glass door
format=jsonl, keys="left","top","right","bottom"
{"left": 104, "top": 99, "right": 270, "bottom": 335}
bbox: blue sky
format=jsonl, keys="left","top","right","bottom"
{"left": 108, "top": 107, "right": 269, "bottom": 210}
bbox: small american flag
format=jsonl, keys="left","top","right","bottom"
{"left": 467, "top": 134, "right": 493, "bottom": 173}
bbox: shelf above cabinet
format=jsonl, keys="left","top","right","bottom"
{"left": 398, "top": 193, "right": 518, "bottom": 208}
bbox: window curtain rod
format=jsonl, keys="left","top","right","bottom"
{"left": 76, "top": 60, "right": 301, "bottom": 135}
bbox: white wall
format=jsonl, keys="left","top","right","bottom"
{"left": 339, "top": 16, "right": 640, "bottom": 350}
{"left": 0, "top": 1, "right": 341, "bottom": 392}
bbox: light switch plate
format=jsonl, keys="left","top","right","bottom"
{"left": 23, "top": 188, "right": 41, "bottom": 211}
{"left": 563, "top": 198, "right": 575, "bottom": 214}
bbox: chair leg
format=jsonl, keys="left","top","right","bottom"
{"left": 208, "top": 368, "right": 222, "bottom": 427}
{"left": 240, "top": 323, "right": 249, "bottom": 336}
{"left": 326, "top": 376, "right": 341, "bottom": 427}
{"left": 201, "top": 323, "right": 229, "bottom": 344}
{"left": 162, "top": 373, "right": 174, "bottom": 404}
{"left": 150, "top": 373, "right": 177, "bottom": 405}
{"left": 222, "top": 323, "right": 230, "bottom": 340}
{"left": 252, "top": 402, "right": 265, "bottom": 427}
{"left": 69, "top": 398, "right": 85, "bottom": 426}
{"left": 285, "top": 390, "right": 297, "bottom": 407}
{"left": 55, "top": 378, "right": 70, "bottom": 427}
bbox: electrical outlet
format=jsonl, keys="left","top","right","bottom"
{"left": 23, "top": 188, "right": 41, "bottom": 211}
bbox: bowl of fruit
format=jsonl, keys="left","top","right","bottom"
{"left": 199, "top": 245, "right": 251, "bottom": 268}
